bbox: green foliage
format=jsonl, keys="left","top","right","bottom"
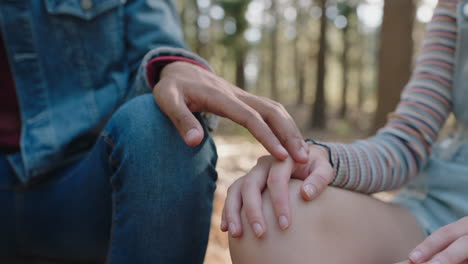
{"left": 338, "top": 2, "right": 356, "bottom": 19}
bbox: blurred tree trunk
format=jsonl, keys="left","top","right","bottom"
{"left": 220, "top": 0, "right": 250, "bottom": 89}
{"left": 194, "top": 2, "right": 204, "bottom": 56}
{"left": 339, "top": 22, "right": 350, "bottom": 118}
{"left": 296, "top": 53, "right": 306, "bottom": 105}
{"left": 294, "top": 35, "right": 305, "bottom": 105}
{"left": 270, "top": 0, "right": 279, "bottom": 101}
{"left": 180, "top": 2, "right": 186, "bottom": 30}
{"left": 372, "top": 0, "right": 415, "bottom": 132}
{"left": 357, "top": 50, "right": 365, "bottom": 112}
{"left": 310, "top": 0, "right": 328, "bottom": 129}
{"left": 235, "top": 49, "right": 246, "bottom": 89}
{"left": 179, "top": 1, "right": 193, "bottom": 50}
{"left": 295, "top": 0, "right": 306, "bottom": 105}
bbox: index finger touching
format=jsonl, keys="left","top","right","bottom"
{"left": 238, "top": 94, "right": 308, "bottom": 164}
{"left": 207, "top": 95, "right": 290, "bottom": 160}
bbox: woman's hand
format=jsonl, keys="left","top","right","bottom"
{"left": 220, "top": 143, "right": 333, "bottom": 238}
{"left": 408, "top": 217, "right": 468, "bottom": 264}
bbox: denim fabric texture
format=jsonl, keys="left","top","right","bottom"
{"left": 393, "top": 0, "right": 468, "bottom": 236}
{"left": 393, "top": 133, "right": 468, "bottom": 236}
{"left": 0, "top": 95, "right": 218, "bottom": 263}
{"left": 0, "top": 0, "right": 211, "bottom": 183}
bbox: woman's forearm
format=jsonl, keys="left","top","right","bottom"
{"left": 324, "top": 0, "right": 458, "bottom": 193}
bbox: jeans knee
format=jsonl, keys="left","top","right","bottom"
{"left": 105, "top": 94, "right": 176, "bottom": 152}
{"left": 103, "top": 94, "right": 217, "bottom": 196}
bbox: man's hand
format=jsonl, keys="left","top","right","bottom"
{"left": 154, "top": 61, "right": 309, "bottom": 163}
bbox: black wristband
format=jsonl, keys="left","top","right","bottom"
{"left": 305, "top": 138, "right": 334, "bottom": 168}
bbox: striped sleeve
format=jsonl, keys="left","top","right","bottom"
{"left": 324, "top": 0, "right": 459, "bottom": 193}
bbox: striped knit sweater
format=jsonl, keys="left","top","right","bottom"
{"left": 326, "top": 0, "right": 459, "bottom": 193}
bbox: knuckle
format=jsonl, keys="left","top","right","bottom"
{"left": 441, "top": 224, "right": 458, "bottom": 240}
{"left": 224, "top": 205, "right": 238, "bottom": 221}
{"left": 320, "top": 166, "right": 334, "bottom": 178}
{"left": 265, "top": 98, "right": 283, "bottom": 109}
{"left": 315, "top": 174, "right": 330, "bottom": 188}
{"left": 434, "top": 229, "right": 449, "bottom": 243}
{"left": 221, "top": 211, "right": 226, "bottom": 220}
{"left": 257, "top": 155, "right": 271, "bottom": 164}
{"left": 263, "top": 109, "right": 278, "bottom": 122}
{"left": 225, "top": 211, "right": 235, "bottom": 222}
{"left": 227, "top": 184, "right": 238, "bottom": 196}
{"left": 460, "top": 216, "right": 468, "bottom": 225}
{"left": 244, "top": 206, "right": 261, "bottom": 223}
{"left": 241, "top": 177, "right": 256, "bottom": 189}
{"left": 238, "top": 110, "right": 256, "bottom": 128}
{"left": 175, "top": 112, "right": 194, "bottom": 126}
{"left": 244, "top": 112, "right": 263, "bottom": 129}
{"left": 267, "top": 175, "right": 284, "bottom": 187}
{"left": 213, "top": 89, "right": 230, "bottom": 102}
{"left": 267, "top": 106, "right": 288, "bottom": 122}
{"left": 257, "top": 95, "right": 272, "bottom": 103}
{"left": 431, "top": 226, "right": 454, "bottom": 245}
{"left": 266, "top": 102, "right": 283, "bottom": 113}
{"left": 284, "top": 136, "right": 303, "bottom": 147}
{"left": 227, "top": 186, "right": 233, "bottom": 195}
{"left": 270, "top": 197, "right": 286, "bottom": 212}
{"left": 316, "top": 149, "right": 331, "bottom": 162}
{"left": 238, "top": 118, "right": 248, "bottom": 128}
{"left": 436, "top": 253, "right": 451, "bottom": 264}
{"left": 459, "top": 235, "right": 468, "bottom": 245}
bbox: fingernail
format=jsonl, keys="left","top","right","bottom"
{"left": 278, "top": 215, "right": 289, "bottom": 230}
{"left": 299, "top": 147, "right": 308, "bottom": 159}
{"left": 229, "top": 222, "right": 237, "bottom": 236}
{"left": 409, "top": 250, "right": 422, "bottom": 262}
{"left": 220, "top": 220, "right": 227, "bottom": 231}
{"left": 186, "top": 128, "right": 200, "bottom": 143}
{"left": 429, "top": 260, "right": 441, "bottom": 264}
{"left": 304, "top": 184, "right": 316, "bottom": 199}
{"left": 252, "top": 223, "right": 264, "bottom": 237}
{"left": 276, "top": 145, "right": 288, "bottom": 157}
{"left": 302, "top": 141, "right": 310, "bottom": 154}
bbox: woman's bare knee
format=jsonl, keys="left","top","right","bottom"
{"left": 229, "top": 180, "right": 424, "bottom": 264}
{"left": 229, "top": 180, "right": 344, "bottom": 263}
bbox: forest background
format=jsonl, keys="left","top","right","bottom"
{"left": 174, "top": 0, "right": 442, "bottom": 263}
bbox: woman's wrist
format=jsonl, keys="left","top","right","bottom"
{"left": 305, "top": 139, "right": 334, "bottom": 168}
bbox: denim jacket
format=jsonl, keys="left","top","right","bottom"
{"left": 0, "top": 0, "right": 210, "bottom": 184}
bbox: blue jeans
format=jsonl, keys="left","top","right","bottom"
{"left": 0, "top": 95, "right": 218, "bottom": 264}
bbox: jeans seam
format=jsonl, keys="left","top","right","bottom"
{"left": 106, "top": 182, "right": 119, "bottom": 264}
{"left": 102, "top": 130, "right": 119, "bottom": 264}
{"left": 102, "top": 132, "right": 119, "bottom": 170}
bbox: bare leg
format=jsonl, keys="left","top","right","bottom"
{"left": 229, "top": 180, "right": 425, "bottom": 264}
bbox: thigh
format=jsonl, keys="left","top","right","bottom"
{"left": 4, "top": 138, "right": 112, "bottom": 262}
{"left": 0, "top": 155, "right": 17, "bottom": 257}
{"left": 230, "top": 180, "right": 425, "bottom": 264}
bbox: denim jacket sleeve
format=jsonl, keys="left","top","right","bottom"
{"left": 125, "top": 0, "right": 212, "bottom": 95}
